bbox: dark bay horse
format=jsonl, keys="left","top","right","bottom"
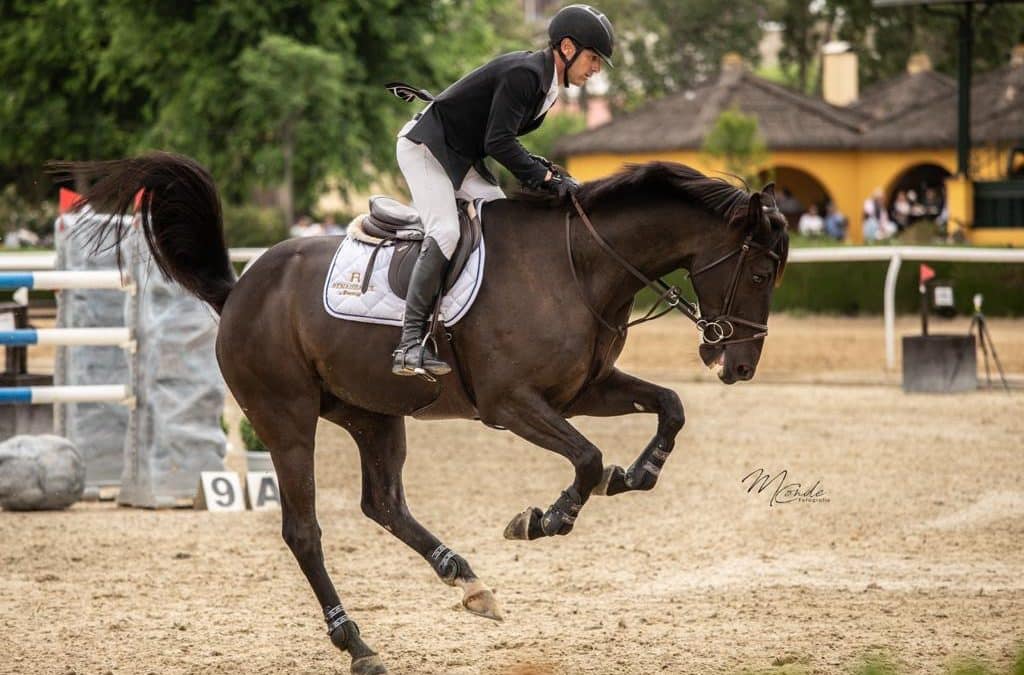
{"left": 56, "top": 153, "right": 788, "bottom": 675}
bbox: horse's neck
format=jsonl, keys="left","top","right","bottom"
{"left": 576, "top": 198, "right": 722, "bottom": 311}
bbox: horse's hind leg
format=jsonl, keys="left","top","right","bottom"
{"left": 321, "top": 399, "right": 502, "bottom": 622}
{"left": 239, "top": 389, "right": 386, "bottom": 675}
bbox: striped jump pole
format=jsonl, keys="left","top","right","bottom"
{"left": 0, "top": 328, "right": 132, "bottom": 347}
{"left": 0, "top": 268, "right": 135, "bottom": 408}
{"left": 0, "top": 270, "right": 130, "bottom": 291}
{"left": 0, "top": 385, "right": 130, "bottom": 405}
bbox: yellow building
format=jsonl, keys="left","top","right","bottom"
{"left": 557, "top": 52, "right": 1024, "bottom": 245}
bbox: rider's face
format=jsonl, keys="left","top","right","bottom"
{"left": 559, "top": 40, "right": 603, "bottom": 87}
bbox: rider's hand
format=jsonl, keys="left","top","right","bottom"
{"left": 531, "top": 154, "right": 555, "bottom": 171}
{"left": 540, "top": 171, "right": 580, "bottom": 200}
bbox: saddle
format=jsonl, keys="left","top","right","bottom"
{"left": 357, "top": 196, "right": 483, "bottom": 300}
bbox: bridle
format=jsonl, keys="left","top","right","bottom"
{"left": 566, "top": 193, "right": 782, "bottom": 347}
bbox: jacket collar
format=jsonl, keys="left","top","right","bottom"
{"left": 543, "top": 49, "right": 556, "bottom": 93}
{"left": 529, "top": 48, "right": 556, "bottom": 94}
{"left": 523, "top": 49, "right": 556, "bottom": 124}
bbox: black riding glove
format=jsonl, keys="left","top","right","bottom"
{"left": 540, "top": 171, "right": 581, "bottom": 200}
{"left": 529, "top": 153, "right": 555, "bottom": 171}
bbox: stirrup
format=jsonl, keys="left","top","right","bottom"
{"left": 392, "top": 347, "right": 419, "bottom": 377}
{"left": 417, "top": 334, "right": 451, "bottom": 378}
{"left": 391, "top": 346, "right": 444, "bottom": 382}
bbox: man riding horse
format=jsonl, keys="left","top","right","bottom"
{"left": 391, "top": 4, "right": 615, "bottom": 378}
{"left": 55, "top": 3, "right": 792, "bottom": 668}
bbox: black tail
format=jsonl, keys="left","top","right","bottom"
{"left": 47, "top": 152, "right": 235, "bottom": 314}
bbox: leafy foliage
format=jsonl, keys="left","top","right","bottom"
{"left": 778, "top": 0, "right": 1024, "bottom": 92}
{"left": 592, "top": 0, "right": 768, "bottom": 110}
{"left": 701, "top": 109, "right": 767, "bottom": 187}
{"left": 0, "top": 185, "right": 57, "bottom": 241}
{"left": 0, "top": 0, "right": 517, "bottom": 222}
{"left": 239, "top": 417, "right": 268, "bottom": 453}
{"left": 221, "top": 204, "right": 290, "bottom": 248}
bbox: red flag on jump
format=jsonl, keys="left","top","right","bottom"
{"left": 59, "top": 187, "right": 81, "bottom": 214}
{"left": 919, "top": 264, "right": 936, "bottom": 285}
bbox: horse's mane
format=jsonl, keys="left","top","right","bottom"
{"left": 574, "top": 161, "right": 753, "bottom": 224}
{"left": 512, "top": 160, "right": 789, "bottom": 281}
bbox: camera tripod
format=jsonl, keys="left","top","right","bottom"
{"left": 948, "top": 298, "right": 1010, "bottom": 392}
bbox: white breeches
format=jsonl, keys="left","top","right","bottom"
{"left": 396, "top": 127, "right": 504, "bottom": 260}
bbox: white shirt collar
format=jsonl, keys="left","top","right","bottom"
{"left": 536, "top": 68, "right": 559, "bottom": 119}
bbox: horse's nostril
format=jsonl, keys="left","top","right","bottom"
{"left": 737, "top": 364, "right": 754, "bottom": 379}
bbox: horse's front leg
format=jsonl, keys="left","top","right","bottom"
{"left": 565, "top": 368, "right": 685, "bottom": 496}
{"left": 484, "top": 389, "right": 605, "bottom": 541}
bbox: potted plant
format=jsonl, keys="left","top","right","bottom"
{"left": 240, "top": 416, "right": 274, "bottom": 474}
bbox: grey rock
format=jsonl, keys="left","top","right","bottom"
{"left": 0, "top": 435, "right": 85, "bottom": 510}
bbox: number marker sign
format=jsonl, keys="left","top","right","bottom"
{"left": 196, "top": 472, "right": 244, "bottom": 511}
{"left": 246, "top": 472, "right": 281, "bottom": 511}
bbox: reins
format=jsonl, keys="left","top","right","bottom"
{"left": 565, "top": 193, "right": 779, "bottom": 346}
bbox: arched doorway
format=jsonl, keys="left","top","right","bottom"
{"left": 758, "top": 166, "right": 835, "bottom": 234}
{"left": 886, "top": 163, "right": 952, "bottom": 228}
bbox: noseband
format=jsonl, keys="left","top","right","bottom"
{"left": 566, "top": 194, "right": 781, "bottom": 347}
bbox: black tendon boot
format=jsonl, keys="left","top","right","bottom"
{"left": 392, "top": 236, "right": 452, "bottom": 377}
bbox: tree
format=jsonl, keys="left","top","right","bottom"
{"left": 0, "top": 1, "right": 142, "bottom": 199}
{"left": 0, "top": 0, "right": 518, "bottom": 222}
{"left": 777, "top": 0, "right": 1024, "bottom": 92}
{"left": 777, "top": 0, "right": 829, "bottom": 94}
{"left": 235, "top": 36, "right": 354, "bottom": 228}
{"left": 594, "top": 0, "right": 768, "bottom": 110}
{"left": 701, "top": 109, "right": 768, "bottom": 187}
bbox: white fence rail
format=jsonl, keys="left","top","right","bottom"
{"left": 788, "top": 247, "right": 1024, "bottom": 369}
{"left": 2, "top": 245, "right": 1022, "bottom": 371}
{"left": 0, "top": 249, "right": 266, "bottom": 271}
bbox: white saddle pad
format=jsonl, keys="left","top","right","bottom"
{"left": 322, "top": 236, "right": 485, "bottom": 328}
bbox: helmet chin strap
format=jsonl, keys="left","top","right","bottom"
{"left": 555, "top": 40, "right": 581, "bottom": 88}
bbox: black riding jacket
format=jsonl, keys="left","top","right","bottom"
{"left": 403, "top": 49, "right": 555, "bottom": 189}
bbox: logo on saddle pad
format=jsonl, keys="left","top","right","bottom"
{"left": 332, "top": 271, "right": 374, "bottom": 296}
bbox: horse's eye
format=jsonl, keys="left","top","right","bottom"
{"left": 752, "top": 273, "right": 767, "bottom": 285}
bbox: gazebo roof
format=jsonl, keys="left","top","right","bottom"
{"left": 556, "top": 66, "right": 866, "bottom": 155}
{"left": 850, "top": 69, "right": 957, "bottom": 121}
{"left": 860, "top": 61, "right": 1024, "bottom": 148}
{"left": 558, "top": 56, "right": 1024, "bottom": 156}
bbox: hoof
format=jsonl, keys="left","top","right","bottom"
{"left": 458, "top": 578, "right": 503, "bottom": 622}
{"left": 503, "top": 507, "right": 544, "bottom": 540}
{"left": 351, "top": 654, "right": 388, "bottom": 675}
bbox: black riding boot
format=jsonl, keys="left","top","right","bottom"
{"left": 392, "top": 237, "right": 452, "bottom": 377}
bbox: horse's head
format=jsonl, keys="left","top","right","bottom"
{"left": 689, "top": 182, "right": 789, "bottom": 384}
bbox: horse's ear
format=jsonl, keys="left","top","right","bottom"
{"left": 761, "top": 182, "right": 776, "bottom": 206}
{"left": 744, "top": 192, "right": 763, "bottom": 230}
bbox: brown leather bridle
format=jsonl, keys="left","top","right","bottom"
{"left": 566, "top": 193, "right": 782, "bottom": 347}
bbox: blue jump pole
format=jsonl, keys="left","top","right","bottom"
{"left": 0, "top": 271, "right": 127, "bottom": 290}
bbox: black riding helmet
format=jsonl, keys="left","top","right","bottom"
{"left": 548, "top": 4, "right": 615, "bottom": 88}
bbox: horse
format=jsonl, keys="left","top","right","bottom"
{"left": 54, "top": 152, "right": 789, "bottom": 675}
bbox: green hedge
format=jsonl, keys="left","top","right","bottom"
{"left": 222, "top": 204, "right": 289, "bottom": 248}
{"left": 639, "top": 260, "right": 1024, "bottom": 317}
{"left": 239, "top": 416, "right": 268, "bottom": 452}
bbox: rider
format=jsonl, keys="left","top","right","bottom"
{"left": 391, "top": 4, "right": 615, "bottom": 378}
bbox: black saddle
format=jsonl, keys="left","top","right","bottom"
{"left": 362, "top": 195, "right": 483, "bottom": 300}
